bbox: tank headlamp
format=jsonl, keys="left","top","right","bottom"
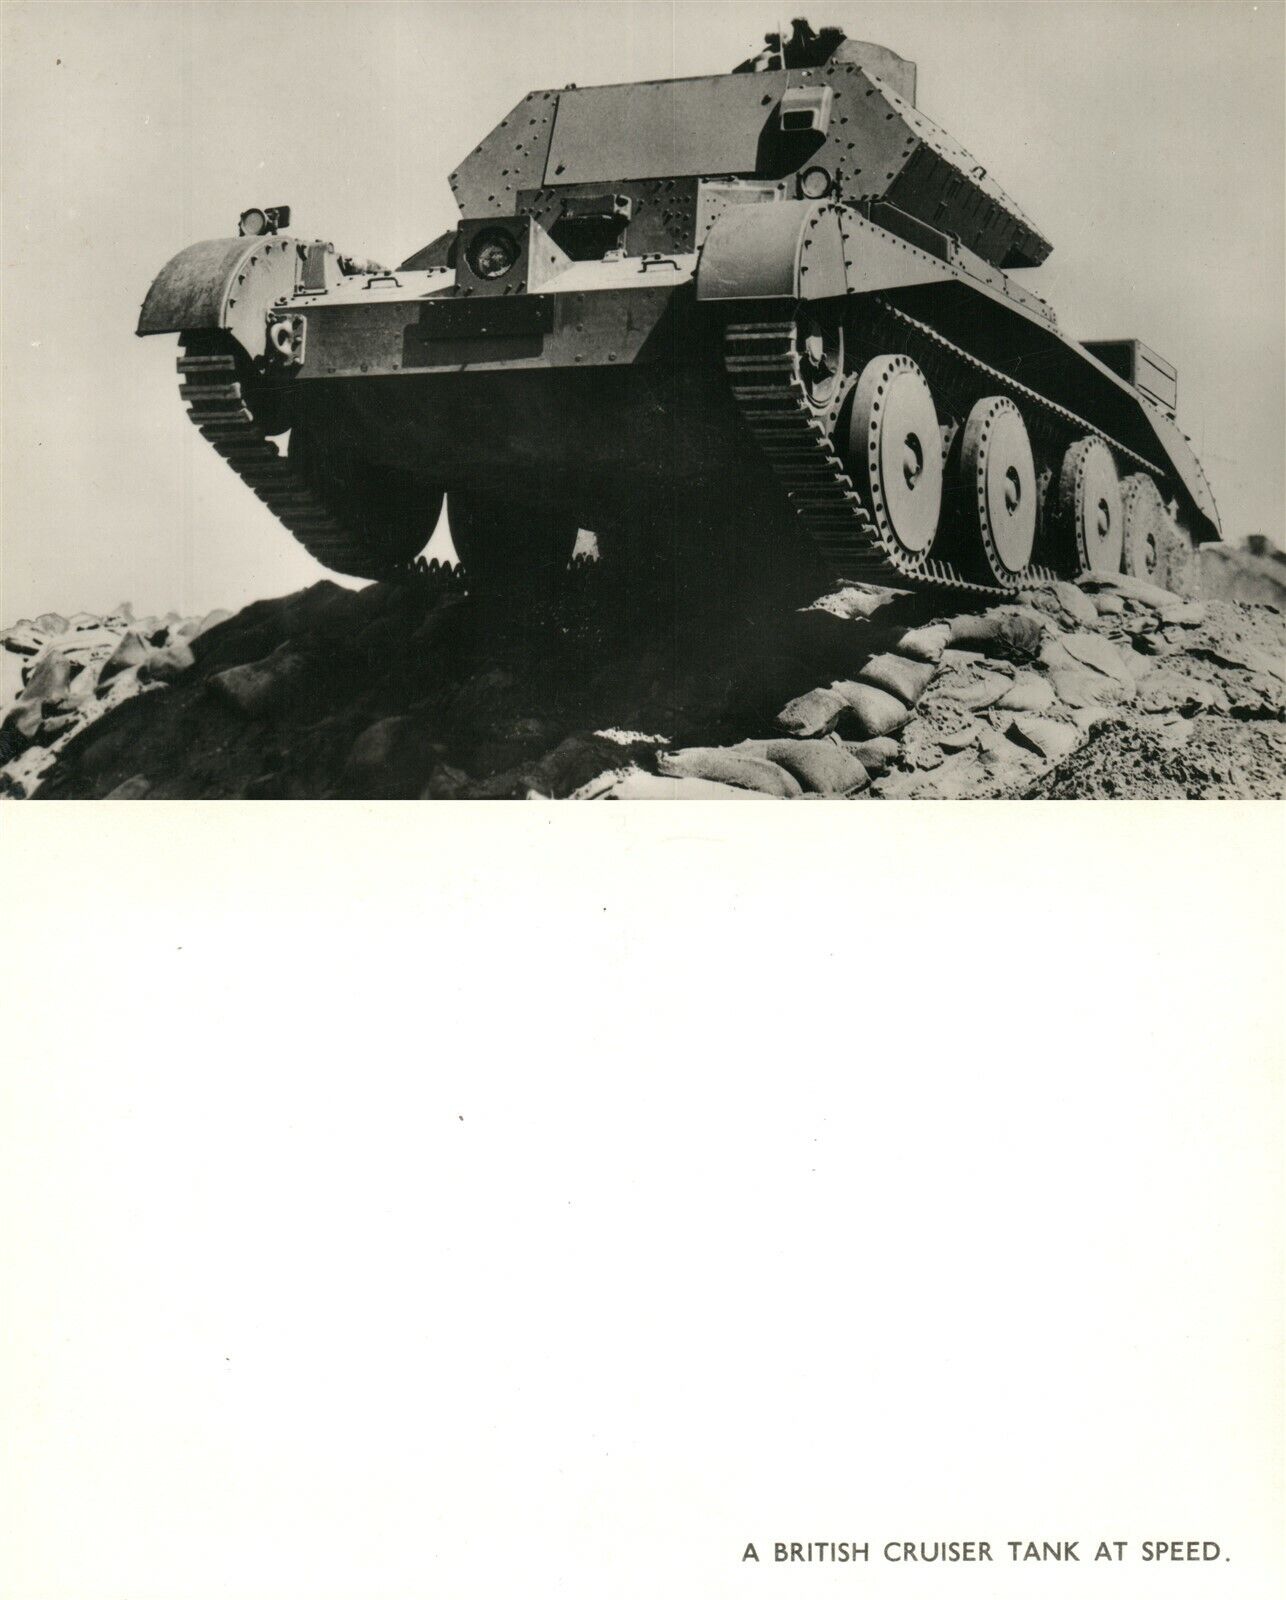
{"left": 466, "top": 227, "right": 520, "bottom": 281}
{"left": 238, "top": 206, "right": 292, "bottom": 238}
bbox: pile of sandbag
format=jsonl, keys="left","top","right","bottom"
{"left": 583, "top": 573, "right": 1284, "bottom": 801}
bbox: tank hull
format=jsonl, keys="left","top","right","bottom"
{"left": 281, "top": 259, "right": 1217, "bottom": 567}
{"left": 294, "top": 352, "right": 780, "bottom": 533}
{"left": 136, "top": 29, "right": 1220, "bottom": 596}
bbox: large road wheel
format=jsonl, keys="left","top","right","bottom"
{"left": 448, "top": 492, "right": 578, "bottom": 604}
{"left": 289, "top": 415, "right": 443, "bottom": 571}
{"left": 959, "top": 396, "right": 1037, "bottom": 584}
{"left": 846, "top": 354, "right": 943, "bottom": 565}
{"left": 1158, "top": 507, "right": 1201, "bottom": 597}
{"left": 1060, "top": 436, "right": 1123, "bottom": 575}
{"left": 1121, "top": 473, "right": 1166, "bottom": 582}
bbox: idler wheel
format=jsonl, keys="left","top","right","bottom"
{"left": 1060, "top": 436, "right": 1123, "bottom": 575}
{"left": 959, "top": 396, "right": 1037, "bottom": 582}
{"left": 449, "top": 492, "right": 578, "bottom": 604}
{"left": 1121, "top": 473, "right": 1166, "bottom": 581}
{"left": 846, "top": 355, "right": 943, "bottom": 561}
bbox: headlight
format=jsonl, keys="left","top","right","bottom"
{"left": 467, "top": 227, "right": 520, "bottom": 281}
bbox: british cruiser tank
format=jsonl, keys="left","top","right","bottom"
{"left": 137, "top": 18, "right": 1219, "bottom": 602}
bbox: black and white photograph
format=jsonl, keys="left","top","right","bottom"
{"left": 2, "top": 7, "right": 1283, "bottom": 1600}
{"left": 2, "top": 0, "right": 1282, "bottom": 799}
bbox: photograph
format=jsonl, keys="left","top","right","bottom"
{"left": 2, "top": 15, "right": 1282, "bottom": 1600}
{"left": 2, "top": 0, "right": 1282, "bottom": 800}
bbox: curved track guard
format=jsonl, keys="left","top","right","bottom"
{"left": 136, "top": 235, "right": 300, "bottom": 362}
{"left": 698, "top": 200, "right": 958, "bottom": 304}
{"left": 697, "top": 200, "right": 852, "bottom": 303}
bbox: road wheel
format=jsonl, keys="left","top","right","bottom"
{"left": 846, "top": 354, "right": 944, "bottom": 565}
{"left": 289, "top": 414, "right": 443, "bottom": 570}
{"left": 959, "top": 396, "right": 1037, "bottom": 584}
{"left": 1060, "top": 436, "right": 1123, "bottom": 575}
{"left": 1121, "top": 473, "right": 1166, "bottom": 582}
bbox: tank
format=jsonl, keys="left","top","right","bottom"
{"left": 136, "top": 18, "right": 1220, "bottom": 600}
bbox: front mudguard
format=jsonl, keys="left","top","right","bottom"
{"left": 136, "top": 235, "right": 301, "bottom": 361}
{"left": 696, "top": 200, "right": 951, "bottom": 304}
{"left": 697, "top": 200, "right": 849, "bottom": 303}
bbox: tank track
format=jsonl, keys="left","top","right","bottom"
{"left": 725, "top": 301, "right": 1165, "bottom": 595}
{"left": 871, "top": 302, "right": 1166, "bottom": 483}
{"left": 176, "top": 334, "right": 423, "bottom": 583}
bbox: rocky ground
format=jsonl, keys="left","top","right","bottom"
{"left": 0, "top": 603, "right": 230, "bottom": 799}
{"left": 3, "top": 545, "right": 1282, "bottom": 802}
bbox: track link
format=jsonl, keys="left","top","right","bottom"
{"left": 177, "top": 336, "right": 412, "bottom": 582}
{"left": 726, "top": 301, "right": 1163, "bottom": 596}
{"left": 726, "top": 320, "right": 975, "bottom": 592}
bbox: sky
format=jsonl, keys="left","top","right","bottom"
{"left": 2, "top": 0, "right": 1282, "bottom": 620}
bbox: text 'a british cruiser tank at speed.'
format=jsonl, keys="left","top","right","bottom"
{"left": 136, "top": 17, "right": 1220, "bottom": 601}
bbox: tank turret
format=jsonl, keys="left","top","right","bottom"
{"left": 445, "top": 25, "right": 1046, "bottom": 273}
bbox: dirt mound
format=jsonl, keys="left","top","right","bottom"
{"left": 7, "top": 558, "right": 1283, "bottom": 802}
{"left": 1030, "top": 715, "right": 1286, "bottom": 801}
{"left": 1199, "top": 539, "right": 1286, "bottom": 611}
